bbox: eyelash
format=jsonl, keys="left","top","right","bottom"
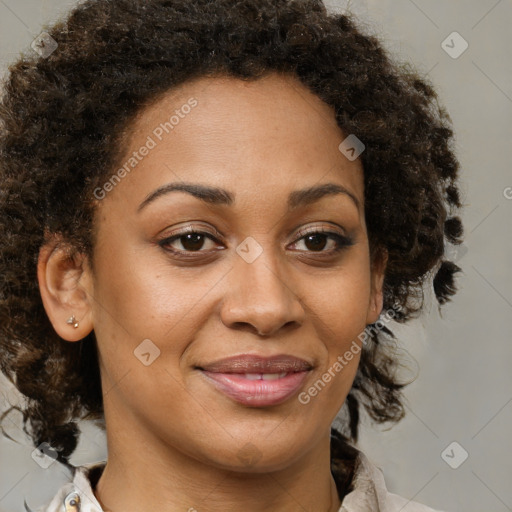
{"left": 158, "top": 226, "right": 354, "bottom": 259}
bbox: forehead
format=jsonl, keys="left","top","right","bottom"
{"left": 101, "top": 72, "right": 364, "bottom": 214}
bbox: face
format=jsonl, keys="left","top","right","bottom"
{"left": 40, "top": 72, "right": 385, "bottom": 472}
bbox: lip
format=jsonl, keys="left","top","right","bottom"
{"left": 197, "top": 354, "right": 313, "bottom": 407}
{"left": 198, "top": 354, "right": 313, "bottom": 374}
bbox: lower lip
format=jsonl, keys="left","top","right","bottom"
{"left": 200, "top": 370, "right": 310, "bottom": 407}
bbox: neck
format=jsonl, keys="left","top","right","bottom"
{"left": 93, "top": 412, "right": 344, "bottom": 512}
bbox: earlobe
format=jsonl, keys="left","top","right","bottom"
{"left": 37, "top": 238, "right": 94, "bottom": 342}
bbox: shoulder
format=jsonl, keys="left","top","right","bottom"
{"left": 27, "top": 461, "right": 106, "bottom": 512}
{"left": 337, "top": 450, "right": 446, "bottom": 512}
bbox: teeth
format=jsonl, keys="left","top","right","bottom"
{"left": 242, "top": 372, "right": 288, "bottom": 380}
{"left": 262, "top": 372, "right": 287, "bottom": 380}
{"left": 244, "top": 373, "right": 262, "bottom": 380}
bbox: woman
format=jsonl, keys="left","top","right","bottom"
{"left": 0, "top": 0, "right": 464, "bottom": 511}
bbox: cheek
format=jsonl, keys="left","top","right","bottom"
{"left": 298, "top": 276, "right": 368, "bottom": 413}
{"left": 90, "top": 245, "right": 198, "bottom": 422}
{"left": 301, "top": 254, "right": 371, "bottom": 395}
{"left": 90, "top": 239, "right": 220, "bottom": 379}
{"left": 91, "top": 240, "right": 180, "bottom": 335}
{"left": 311, "top": 260, "right": 372, "bottom": 345}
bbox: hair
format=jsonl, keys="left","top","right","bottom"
{"left": 0, "top": 0, "right": 464, "bottom": 473}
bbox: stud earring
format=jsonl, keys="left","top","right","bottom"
{"left": 66, "top": 315, "right": 79, "bottom": 328}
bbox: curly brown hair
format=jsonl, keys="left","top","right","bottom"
{"left": 0, "top": 0, "right": 464, "bottom": 467}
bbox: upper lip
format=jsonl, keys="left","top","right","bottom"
{"left": 197, "top": 354, "right": 314, "bottom": 374}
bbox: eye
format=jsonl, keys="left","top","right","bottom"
{"left": 158, "top": 224, "right": 354, "bottom": 259}
{"left": 158, "top": 229, "right": 220, "bottom": 254}
{"left": 290, "top": 227, "right": 354, "bottom": 255}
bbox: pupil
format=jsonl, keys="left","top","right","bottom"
{"left": 182, "top": 233, "right": 204, "bottom": 251}
{"left": 305, "top": 234, "right": 327, "bottom": 252}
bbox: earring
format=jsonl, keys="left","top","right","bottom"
{"left": 66, "top": 315, "right": 79, "bottom": 329}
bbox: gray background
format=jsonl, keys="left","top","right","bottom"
{"left": 1, "top": 1, "right": 511, "bottom": 511}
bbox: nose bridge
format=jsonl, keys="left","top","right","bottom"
{"left": 221, "top": 235, "right": 304, "bottom": 336}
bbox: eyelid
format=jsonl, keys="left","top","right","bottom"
{"left": 160, "top": 222, "right": 347, "bottom": 244}
{"left": 163, "top": 223, "right": 224, "bottom": 240}
{"left": 293, "top": 223, "right": 347, "bottom": 240}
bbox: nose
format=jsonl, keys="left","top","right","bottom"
{"left": 220, "top": 246, "right": 305, "bottom": 337}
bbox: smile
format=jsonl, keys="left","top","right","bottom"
{"left": 196, "top": 353, "right": 314, "bottom": 406}
{"left": 199, "top": 369, "right": 311, "bottom": 407}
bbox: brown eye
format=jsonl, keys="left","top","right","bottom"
{"left": 301, "top": 233, "right": 331, "bottom": 252}
{"left": 290, "top": 228, "right": 354, "bottom": 255}
{"left": 158, "top": 226, "right": 354, "bottom": 260}
{"left": 159, "top": 230, "right": 220, "bottom": 254}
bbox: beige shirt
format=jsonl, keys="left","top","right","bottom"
{"left": 29, "top": 450, "right": 444, "bottom": 512}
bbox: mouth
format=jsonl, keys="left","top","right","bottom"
{"left": 196, "top": 354, "right": 313, "bottom": 407}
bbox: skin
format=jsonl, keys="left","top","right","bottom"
{"left": 38, "top": 72, "right": 387, "bottom": 512}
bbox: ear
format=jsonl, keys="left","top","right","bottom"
{"left": 37, "top": 235, "right": 94, "bottom": 342}
{"left": 365, "top": 247, "right": 388, "bottom": 325}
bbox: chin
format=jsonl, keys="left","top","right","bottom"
{"left": 194, "top": 432, "right": 314, "bottom": 474}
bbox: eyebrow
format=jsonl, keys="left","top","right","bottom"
{"left": 137, "top": 181, "right": 360, "bottom": 213}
